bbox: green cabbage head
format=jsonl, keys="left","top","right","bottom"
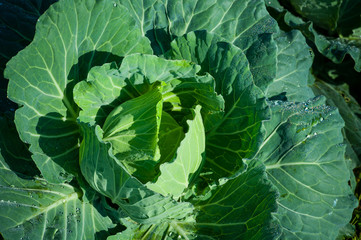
{"left": 0, "top": 0, "right": 357, "bottom": 239}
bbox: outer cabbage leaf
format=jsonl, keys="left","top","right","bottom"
{"left": 267, "top": 30, "right": 315, "bottom": 101}
{"left": 0, "top": 180, "right": 115, "bottom": 239}
{"left": 147, "top": 105, "right": 205, "bottom": 199}
{"left": 79, "top": 123, "right": 194, "bottom": 225}
{"left": 253, "top": 96, "right": 357, "bottom": 239}
{"left": 166, "top": 31, "right": 269, "bottom": 179}
{"left": 311, "top": 79, "right": 361, "bottom": 191}
{"left": 115, "top": 0, "right": 166, "bottom": 54}
{"left": 311, "top": 80, "right": 361, "bottom": 161}
{"left": 4, "top": 0, "right": 153, "bottom": 183}
{"left": 0, "top": 139, "right": 114, "bottom": 239}
{"left": 191, "top": 163, "right": 280, "bottom": 240}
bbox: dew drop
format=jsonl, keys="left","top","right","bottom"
{"left": 113, "top": 3, "right": 117, "bottom": 7}
{"left": 333, "top": 198, "right": 338, "bottom": 207}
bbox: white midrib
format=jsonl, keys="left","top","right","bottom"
{"left": 266, "top": 161, "right": 320, "bottom": 170}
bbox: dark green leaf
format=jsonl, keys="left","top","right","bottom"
{"left": 254, "top": 96, "right": 357, "bottom": 239}
{"left": 281, "top": 0, "right": 342, "bottom": 31}
{"left": 192, "top": 163, "right": 280, "bottom": 240}
{"left": 268, "top": 30, "right": 315, "bottom": 101}
{"left": 311, "top": 79, "right": 361, "bottom": 164}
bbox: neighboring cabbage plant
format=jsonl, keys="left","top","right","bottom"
{"left": 266, "top": 0, "right": 361, "bottom": 72}
{"left": 0, "top": 0, "right": 357, "bottom": 239}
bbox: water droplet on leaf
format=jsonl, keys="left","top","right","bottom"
{"left": 333, "top": 198, "right": 338, "bottom": 207}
